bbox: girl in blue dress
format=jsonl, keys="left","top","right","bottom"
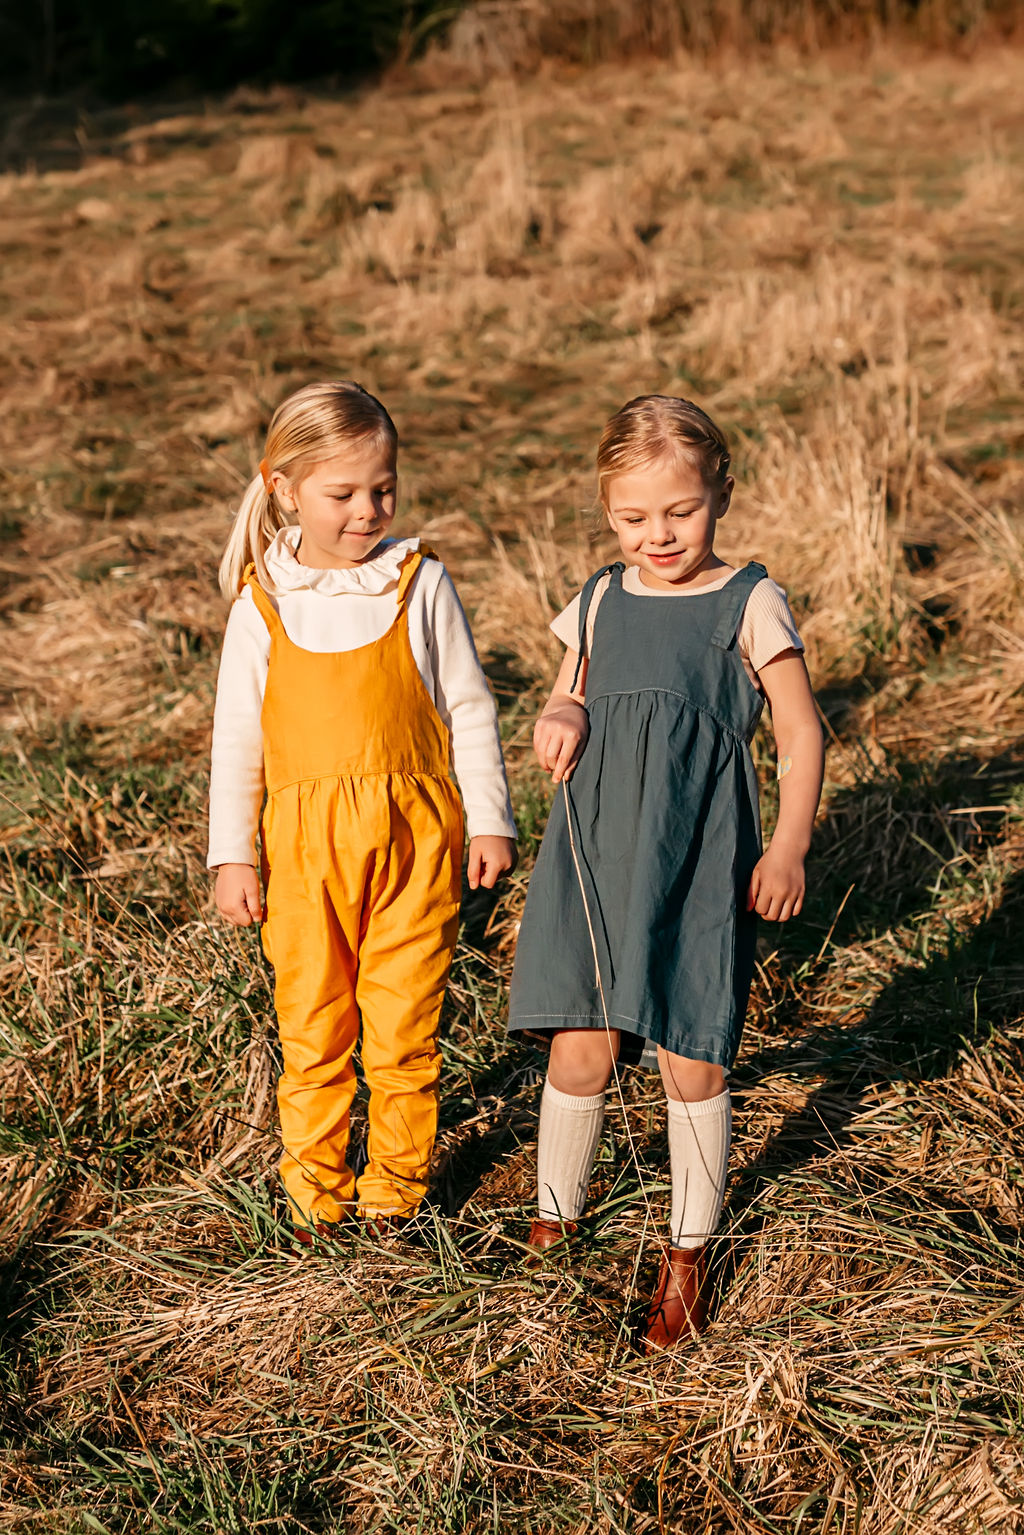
{"left": 508, "top": 396, "right": 824, "bottom": 1350}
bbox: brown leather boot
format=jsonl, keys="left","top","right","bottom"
{"left": 643, "top": 1243, "right": 710, "bottom": 1351}
{"left": 525, "top": 1216, "right": 578, "bottom": 1267}
{"left": 292, "top": 1221, "right": 344, "bottom": 1249}
{"left": 362, "top": 1213, "right": 410, "bottom": 1240}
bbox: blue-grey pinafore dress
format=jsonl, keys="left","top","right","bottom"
{"left": 508, "top": 562, "right": 768, "bottom": 1070}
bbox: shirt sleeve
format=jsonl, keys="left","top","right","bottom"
{"left": 207, "top": 591, "right": 269, "bottom": 868}
{"left": 549, "top": 573, "right": 611, "bottom": 656}
{"left": 740, "top": 579, "right": 805, "bottom": 675}
{"left": 426, "top": 568, "right": 517, "bottom": 842}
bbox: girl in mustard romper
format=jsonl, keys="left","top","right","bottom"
{"left": 209, "top": 381, "right": 517, "bottom": 1238}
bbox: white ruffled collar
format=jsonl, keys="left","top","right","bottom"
{"left": 263, "top": 527, "right": 420, "bottom": 596}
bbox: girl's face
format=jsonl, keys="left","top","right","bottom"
{"left": 272, "top": 444, "right": 397, "bottom": 569}
{"left": 605, "top": 452, "right": 733, "bottom": 590}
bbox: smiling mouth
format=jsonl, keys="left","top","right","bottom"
{"left": 646, "top": 549, "right": 683, "bottom": 560}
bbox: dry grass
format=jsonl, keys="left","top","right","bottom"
{"left": 1, "top": 37, "right": 1023, "bottom": 1535}
{"left": 443, "top": 0, "right": 1024, "bottom": 69}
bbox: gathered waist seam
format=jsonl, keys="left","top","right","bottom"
{"left": 265, "top": 768, "right": 455, "bottom": 796}
{"left": 585, "top": 686, "right": 757, "bottom": 743}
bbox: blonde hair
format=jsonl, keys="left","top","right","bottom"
{"left": 596, "top": 395, "right": 731, "bottom": 506}
{"left": 219, "top": 380, "right": 398, "bottom": 600}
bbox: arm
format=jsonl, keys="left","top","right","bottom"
{"left": 534, "top": 648, "right": 590, "bottom": 783}
{"left": 208, "top": 594, "right": 269, "bottom": 926}
{"left": 427, "top": 569, "right": 517, "bottom": 890}
{"left": 747, "top": 650, "right": 824, "bottom": 922}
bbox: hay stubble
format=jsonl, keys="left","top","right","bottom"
{"left": 1, "top": 40, "right": 1023, "bottom": 1535}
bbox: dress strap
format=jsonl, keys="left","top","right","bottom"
{"left": 570, "top": 563, "right": 622, "bottom": 692}
{"left": 242, "top": 563, "right": 283, "bottom": 637}
{"left": 710, "top": 562, "right": 768, "bottom": 650}
{"left": 396, "top": 543, "right": 437, "bottom": 607}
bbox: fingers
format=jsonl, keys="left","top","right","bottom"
{"left": 228, "top": 899, "right": 255, "bottom": 926}
{"left": 533, "top": 725, "right": 557, "bottom": 776}
{"left": 551, "top": 734, "right": 580, "bottom": 783}
{"left": 467, "top": 838, "right": 517, "bottom": 891}
{"left": 748, "top": 852, "right": 806, "bottom": 922}
{"left": 534, "top": 720, "right": 587, "bottom": 781}
{"left": 220, "top": 898, "right": 252, "bottom": 926}
{"left": 754, "top": 885, "right": 805, "bottom": 922}
{"left": 551, "top": 731, "right": 586, "bottom": 782}
{"left": 472, "top": 853, "right": 504, "bottom": 891}
{"left": 238, "top": 870, "right": 261, "bottom": 924}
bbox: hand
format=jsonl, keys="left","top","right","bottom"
{"left": 215, "top": 863, "right": 262, "bottom": 925}
{"left": 533, "top": 700, "right": 590, "bottom": 783}
{"left": 467, "top": 836, "right": 518, "bottom": 890}
{"left": 746, "top": 842, "right": 806, "bottom": 921}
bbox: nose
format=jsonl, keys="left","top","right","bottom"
{"left": 648, "top": 519, "right": 674, "bottom": 545}
{"left": 351, "top": 492, "right": 378, "bottom": 525}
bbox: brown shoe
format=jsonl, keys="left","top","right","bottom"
{"left": 292, "top": 1221, "right": 343, "bottom": 1249}
{"left": 362, "top": 1213, "right": 410, "bottom": 1240}
{"left": 643, "top": 1243, "right": 710, "bottom": 1351}
{"left": 525, "top": 1216, "right": 577, "bottom": 1267}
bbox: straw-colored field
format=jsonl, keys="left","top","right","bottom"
{"left": 1, "top": 33, "right": 1023, "bottom": 1534}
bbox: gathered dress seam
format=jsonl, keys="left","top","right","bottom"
{"left": 585, "top": 686, "right": 755, "bottom": 743}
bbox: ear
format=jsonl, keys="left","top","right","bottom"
{"left": 270, "top": 471, "right": 295, "bottom": 511}
{"left": 715, "top": 476, "right": 735, "bottom": 520}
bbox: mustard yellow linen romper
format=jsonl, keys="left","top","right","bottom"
{"left": 245, "top": 547, "right": 464, "bottom": 1224}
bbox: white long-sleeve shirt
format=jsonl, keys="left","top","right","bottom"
{"left": 207, "top": 530, "right": 516, "bottom": 868}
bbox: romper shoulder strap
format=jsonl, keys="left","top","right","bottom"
{"left": 242, "top": 562, "right": 283, "bottom": 637}
{"left": 570, "top": 563, "right": 622, "bottom": 692}
{"left": 710, "top": 562, "right": 768, "bottom": 650}
{"left": 396, "top": 543, "right": 438, "bottom": 606}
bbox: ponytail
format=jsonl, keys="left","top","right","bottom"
{"left": 218, "top": 473, "right": 291, "bottom": 601}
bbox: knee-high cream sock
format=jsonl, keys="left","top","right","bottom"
{"left": 667, "top": 1089, "right": 731, "bottom": 1250}
{"left": 536, "top": 1079, "right": 605, "bottom": 1221}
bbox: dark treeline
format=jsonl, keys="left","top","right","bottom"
{"left": 1, "top": 0, "right": 1019, "bottom": 99}
{"left": 0, "top": 0, "right": 452, "bottom": 96}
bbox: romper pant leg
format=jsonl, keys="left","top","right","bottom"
{"left": 355, "top": 777, "right": 463, "bottom": 1218}
{"left": 261, "top": 785, "right": 371, "bottom": 1226}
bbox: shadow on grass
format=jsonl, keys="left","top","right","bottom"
{"left": 721, "top": 749, "right": 1024, "bottom": 1297}
{"left": 431, "top": 1018, "right": 541, "bottom": 1217}
{"left": 771, "top": 746, "right": 1022, "bottom": 967}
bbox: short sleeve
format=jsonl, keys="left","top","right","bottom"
{"left": 549, "top": 572, "right": 612, "bottom": 656}
{"left": 739, "top": 579, "right": 804, "bottom": 674}
{"left": 550, "top": 593, "right": 581, "bottom": 651}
